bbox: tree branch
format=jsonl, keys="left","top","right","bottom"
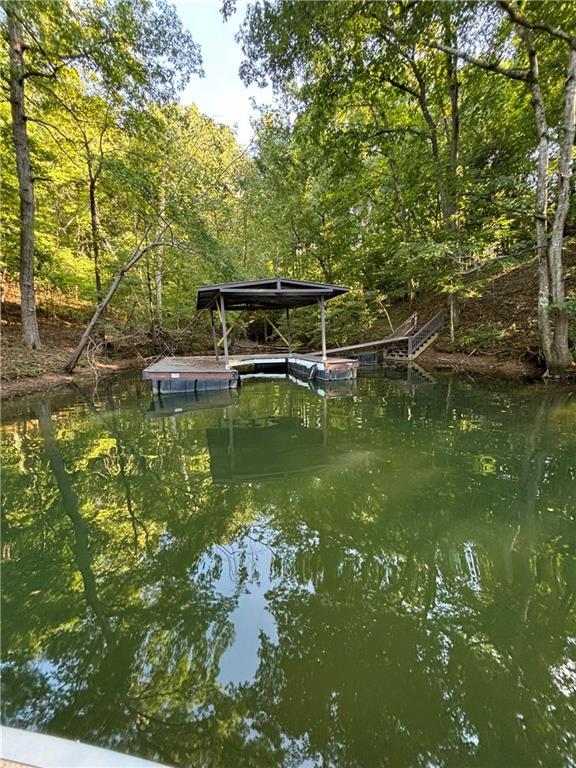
{"left": 497, "top": 1, "right": 576, "bottom": 49}
{"left": 420, "top": 37, "right": 529, "bottom": 82}
{"left": 372, "top": 11, "right": 529, "bottom": 82}
{"left": 380, "top": 74, "right": 420, "bottom": 99}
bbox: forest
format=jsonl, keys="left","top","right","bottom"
{"left": 2, "top": 0, "right": 576, "bottom": 381}
{"left": 3, "top": 4, "right": 576, "bottom": 764}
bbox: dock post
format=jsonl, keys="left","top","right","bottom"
{"left": 285, "top": 307, "right": 292, "bottom": 354}
{"left": 210, "top": 307, "right": 219, "bottom": 359}
{"left": 219, "top": 294, "right": 230, "bottom": 370}
{"left": 320, "top": 296, "right": 327, "bottom": 362}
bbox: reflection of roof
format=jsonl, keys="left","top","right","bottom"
{"left": 207, "top": 416, "right": 333, "bottom": 484}
{"left": 196, "top": 278, "right": 349, "bottom": 310}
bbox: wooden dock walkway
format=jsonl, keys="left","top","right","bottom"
{"left": 311, "top": 311, "right": 444, "bottom": 362}
{"left": 142, "top": 353, "right": 358, "bottom": 394}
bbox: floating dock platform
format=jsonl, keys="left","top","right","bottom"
{"left": 142, "top": 354, "right": 358, "bottom": 394}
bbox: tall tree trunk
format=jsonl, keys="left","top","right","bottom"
{"left": 444, "top": 16, "right": 461, "bottom": 337}
{"left": 146, "top": 254, "right": 157, "bottom": 352}
{"left": 5, "top": 2, "right": 42, "bottom": 349}
{"left": 154, "top": 182, "right": 165, "bottom": 330}
{"left": 409, "top": 59, "right": 450, "bottom": 224}
{"left": 522, "top": 29, "right": 554, "bottom": 367}
{"left": 242, "top": 204, "right": 249, "bottom": 266}
{"left": 522, "top": 30, "right": 574, "bottom": 376}
{"left": 547, "top": 48, "right": 576, "bottom": 375}
{"left": 88, "top": 166, "right": 103, "bottom": 303}
{"left": 410, "top": 53, "right": 461, "bottom": 334}
{"left": 449, "top": 292, "right": 460, "bottom": 343}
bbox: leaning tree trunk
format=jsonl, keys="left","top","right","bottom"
{"left": 63, "top": 238, "right": 173, "bottom": 372}
{"left": 5, "top": 2, "right": 42, "bottom": 349}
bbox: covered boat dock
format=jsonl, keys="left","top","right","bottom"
{"left": 143, "top": 278, "right": 359, "bottom": 393}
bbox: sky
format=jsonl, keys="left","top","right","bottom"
{"left": 172, "top": 0, "right": 273, "bottom": 147}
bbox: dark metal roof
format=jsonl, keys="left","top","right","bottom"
{"left": 196, "top": 278, "right": 349, "bottom": 310}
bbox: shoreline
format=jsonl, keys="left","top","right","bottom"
{"left": 1, "top": 349, "right": 552, "bottom": 400}
{"left": 417, "top": 349, "right": 543, "bottom": 379}
{"left": 1, "top": 357, "right": 153, "bottom": 400}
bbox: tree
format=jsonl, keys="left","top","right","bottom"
{"left": 237, "top": 0, "right": 575, "bottom": 375}
{"left": 413, "top": 1, "right": 576, "bottom": 375}
{"left": 0, "top": 0, "right": 202, "bottom": 348}
{"left": 63, "top": 234, "right": 179, "bottom": 373}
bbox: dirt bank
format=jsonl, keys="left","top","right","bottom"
{"left": 1, "top": 356, "right": 153, "bottom": 399}
{"left": 1, "top": 297, "right": 155, "bottom": 399}
{"left": 418, "top": 349, "right": 542, "bottom": 379}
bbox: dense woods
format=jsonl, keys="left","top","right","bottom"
{"left": 1, "top": 0, "right": 575, "bottom": 376}
{"left": 3, "top": 5, "right": 576, "bottom": 762}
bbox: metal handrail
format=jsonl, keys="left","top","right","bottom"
{"left": 408, "top": 311, "right": 444, "bottom": 355}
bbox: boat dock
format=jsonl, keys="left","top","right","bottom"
{"left": 141, "top": 278, "right": 442, "bottom": 395}
{"left": 142, "top": 353, "right": 358, "bottom": 394}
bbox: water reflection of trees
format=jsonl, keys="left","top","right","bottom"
{"left": 2, "top": 377, "right": 575, "bottom": 767}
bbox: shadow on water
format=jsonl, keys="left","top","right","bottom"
{"left": 2, "top": 372, "right": 575, "bottom": 767}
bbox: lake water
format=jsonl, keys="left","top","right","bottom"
{"left": 2, "top": 370, "right": 575, "bottom": 767}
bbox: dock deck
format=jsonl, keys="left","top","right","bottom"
{"left": 142, "top": 353, "right": 358, "bottom": 394}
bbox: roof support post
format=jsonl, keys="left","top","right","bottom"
{"left": 319, "top": 296, "right": 327, "bottom": 363}
{"left": 210, "top": 307, "right": 219, "bottom": 359}
{"left": 218, "top": 294, "right": 229, "bottom": 370}
{"left": 285, "top": 307, "right": 292, "bottom": 354}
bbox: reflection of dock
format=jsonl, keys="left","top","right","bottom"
{"left": 147, "top": 388, "right": 239, "bottom": 418}
{"left": 207, "top": 416, "right": 335, "bottom": 484}
{"left": 288, "top": 374, "right": 356, "bottom": 399}
{"left": 381, "top": 362, "right": 437, "bottom": 386}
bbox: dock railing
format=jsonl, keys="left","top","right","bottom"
{"left": 408, "top": 311, "right": 444, "bottom": 356}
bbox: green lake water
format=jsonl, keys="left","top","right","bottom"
{"left": 2, "top": 370, "right": 576, "bottom": 767}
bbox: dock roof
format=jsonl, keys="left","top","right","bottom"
{"left": 196, "top": 277, "right": 349, "bottom": 310}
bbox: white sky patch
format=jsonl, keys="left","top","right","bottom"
{"left": 173, "top": 0, "right": 274, "bottom": 146}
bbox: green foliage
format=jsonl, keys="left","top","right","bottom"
{"left": 2, "top": 0, "right": 576, "bottom": 359}
{"left": 235, "top": 0, "right": 575, "bottom": 360}
{"left": 288, "top": 289, "right": 383, "bottom": 349}
{"left": 0, "top": 1, "right": 259, "bottom": 336}
{"left": 457, "top": 323, "right": 513, "bottom": 352}
{"left": 552, "top": 296, "right": 576, "bottom": 316}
